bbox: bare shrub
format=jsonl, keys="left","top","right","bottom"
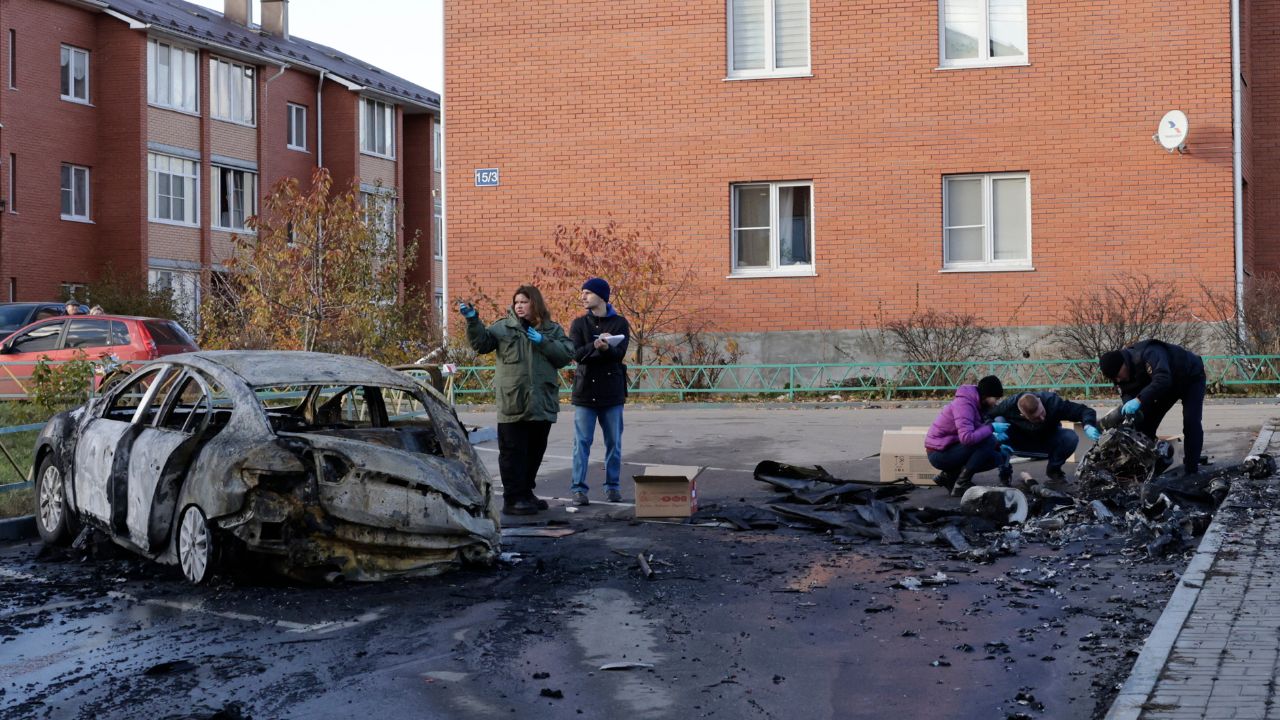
{"left": 1054, "top": 273, "right": 1202, "bottom": 359}
{"left": 1201, "top": 273, "right": 1280, "bottom": 355}
{"left": 883, "top": 310, "right": 994, "bottom": 364}
{"left": 661, "top": 324, "right": 744, "bottom": 390}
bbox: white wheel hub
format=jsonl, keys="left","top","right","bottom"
{"left": 37, "top": 463, "right": 63, "bottom": 533}
{"left": 178, "top": 506, "right": 210, "bottom": 583}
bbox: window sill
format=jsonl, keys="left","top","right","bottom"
{"left": 360, "top": 150, "right": 396, "bottom": 161}
{"left": 149, "top": 218, "right": 200, "bottom": 229}
{"left": 213, "top": 227, "right": 256, "bottom": 235}
{"left": 212, "top": 117, "right": 257, "bottom": 129}
{"left": 148, "top": 103, "right": 201, "bottom": 118}
{"left": 61, "top": 215, "right": 94, "bottom": 224}
{"left": 935, "top": 60, "right": 1030, "bottom": 71}
{"left": 939, "top": 265, "right": 1035, "bottom": 273}
{"left": 60, "top": 97, "right": 93, "bottom": 106}
{"left": 287, "top": 145, "right": 309, "bottom": 153}
{"left": 727, "top": 268, "right": 817, "bottom": 279}
{"left": 724, "top": 71, "right": 813, "bottom": 81}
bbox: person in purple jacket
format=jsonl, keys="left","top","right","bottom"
{"left": 925, "top": 375, "right": 1011, "bottom": 497}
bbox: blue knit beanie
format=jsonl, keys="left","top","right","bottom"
{"left": 581, "top": 277, "right": 610, "bottom": 303}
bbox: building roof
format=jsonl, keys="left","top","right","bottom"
{"left": 93, "top": 0, "right": 439, "bottom": 111}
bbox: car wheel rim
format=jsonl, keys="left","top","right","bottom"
{"left": 179, "top": 507, "right": 209, "bottom": 582}
{"left": 38, "top": 464, "right": 62, "bottom": 532}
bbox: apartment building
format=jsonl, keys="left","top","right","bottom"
{"left": 0, "top": 0, "right": 443, "bottom": 321}
{"left": 446, "top": 1, "right": 1275, "bottom": 361}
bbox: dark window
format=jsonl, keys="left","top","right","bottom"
{"left": 11, "top": 321, "right": 63, "bottom": 353}
{"left": 104, "top": 367, "right": 164, "bottom": 422}
{"left": 109, "top": 321, "right": 130, "bottom": 346}
{"left": 7, "top": 30, "right": 14, "bottom": 89}
{"left": 64, "top": 319, "right": 110, "bottom": 349}
{"left": 158, "top": 375, "right": 207, "bottom": 433}
{"left": 135, "top": 367, "right": 183, "bottom": 426}
{"left": 0, "top": 304, "right": 31, "bottom": 329}
{"left": 32, "top": 307, "right": 60, "bottom": 321}
{"left": 143, "top": 320, "right": 195, "bottom": 347}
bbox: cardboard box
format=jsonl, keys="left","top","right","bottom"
{"left": 634, "top": 465, "right": 700, "bottom": 518}
{"left": 880, "top": 430, "right": 937, "bottom": 485}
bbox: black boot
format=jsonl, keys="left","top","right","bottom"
{"left": 950, "top": 468, "right": 976, "bottom": 498}
{"left": 932, "top": 471, "right": 957, "bottom": 490}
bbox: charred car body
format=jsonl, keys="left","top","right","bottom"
{"left": 32, "top": 351, "right": 501, "bottom": 583}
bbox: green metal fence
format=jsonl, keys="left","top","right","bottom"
{"left": 449, "top": 355, "right": 1280, "bottom": 401}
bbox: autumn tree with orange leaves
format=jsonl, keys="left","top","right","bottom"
{"left": 201, "top": 168, "right": 440, "bottom": 364}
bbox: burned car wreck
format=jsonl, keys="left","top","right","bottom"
{"left": 32, "top": 351, "right": 500, "bottom": 583}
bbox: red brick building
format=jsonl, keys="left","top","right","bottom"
{"left": 0, "top": 0, "right": 443, "bottom": 323}
{"left": 446, "top": 1, "right": 1269, "bottom": 361}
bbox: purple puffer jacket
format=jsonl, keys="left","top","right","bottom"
{"left": 925, "top": 385, "right": 994, "bottom": 452}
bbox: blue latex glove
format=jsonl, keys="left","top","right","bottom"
{"left": 993, "top": 429, "right": 1009, "bottom": 442}
{"left": 999, "top": 444, "right": 1014, "bottom": 459}
{"left": 992, "top": 421, "right": 1011, "bottom": 435}
{"left": 458, "top": 302, "right": 477, "bottom": 319}
{"left": 1122, "top": 398, "right": 1141, "bottom": 416}
{"left": 1085, "top": 425, "right": 1102, "bottom": 441}
{"left": 526, "top": 327, "right": 543, "bottom": 344}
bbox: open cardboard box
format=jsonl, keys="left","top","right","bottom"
{"left": 633, "top": 465, "right": 701, "bottom": 518}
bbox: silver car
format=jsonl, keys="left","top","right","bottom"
{"left": 33, "top": 350, "right": 501, "bottom": 583}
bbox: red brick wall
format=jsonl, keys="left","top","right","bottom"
{"left": 321, "top": 82, "right": 358, "bottom": 193}
{"left": 403, "top": 112, "right": 435, "bottom": 291}
{"left": 262, "top": 67, "right": 319, "bottom": 195}
{"left": 1250, "top": 0, "right": 1280, "bottom": 275}
{"left": 0, "top": 1, "right": 131, "bottom": 299}
{"left": 446, "top": 1, "right": 1240, "bottom": 333}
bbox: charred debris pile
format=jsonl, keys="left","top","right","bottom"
{"left": 690, "top": 428, "right": 1276, "bottom": 562}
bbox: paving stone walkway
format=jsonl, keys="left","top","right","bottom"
{"left": 1107, "top": 422, "right": 1280, "bottom": 720}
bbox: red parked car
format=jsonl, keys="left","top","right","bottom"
{"left": 0, "top": 315, "right": 197, "bottom": 398}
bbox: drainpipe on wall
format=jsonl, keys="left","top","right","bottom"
{"left": 316, "top": 70, "right": 326, "bottom": 169}
{"left": 1231, "top": 0, "right": 1245, "bottom": 342}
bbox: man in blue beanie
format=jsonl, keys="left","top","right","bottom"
{"left": 568, "top": 277, "right": 631, "bottom": 505}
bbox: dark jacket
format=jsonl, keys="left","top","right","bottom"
{"left": 569, "top": 305, "right": 630, "bottom": 407}
{"left": 1113, "top": 340, "right": 1205, "bottom": 407}
{"left": 985, "top": 391, "right": 1098, "bottom": 439}
{"left": 466, "top": 310, "right": 574, "bottom": 423}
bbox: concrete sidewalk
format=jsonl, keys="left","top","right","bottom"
{"left": 1107, "top": 419, "right": 1280, "bottom": 720}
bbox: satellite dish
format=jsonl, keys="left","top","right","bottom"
{"left": 1156, "top": 110, "right": 1189, "bottom": 152}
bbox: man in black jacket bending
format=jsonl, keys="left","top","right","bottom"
{"left": 568, "top": 278, "right": 631, "bottom": 506}
{"left": 986, "top": 391, "right": 1102, "bottom": 485}
{"left": 1098, "top": 340, "right": 1207, "bottom": 475}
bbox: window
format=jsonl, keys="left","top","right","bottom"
{"left": 158, "top": 375, "right": 209, "bottom": 434}
{"left": 60, "top": 164, "right": 89, "bottom": 221}
{"left": 213, "top": 166, "right": 256, "bottom": 231}
{"left": 11, "top": 321, "right": 64, "bottom": 353}
{"left": 149, "top": 268, "right": 200, "bottom": 322}
{"left": 8, "top": 30, "right": 15, "bottom": 89}
{"left": 433, "top": 197, "right": 442, "bottom": 258}
{"left": 210, "top": 57, "right": 255, "bottom": 124}
{"left": 940, "top": 0, "right": 1027, "bottom": 67}
{"left": 61, "top": 282, "right": 86, "bottom": 302}
{"left": 148, "top": 154, "right": 199, "bottom": 226}
{"left": 731, "top": 181, "right": 813, "bottom": 274}
{"left": 433, "top": 123, "right": 442, "bottom": 171}
{"left": 360, "top": 98, "right": 394, "bottom": 156}
{"left": 728, "top": 0, "right": 810, "bottom": 78}
{"left": 434, "top": 291, "right": 444, "bottom": 320}
{"left": 60, "top": 45, "right": 88, "bottom": 103}
{"left": 104, "top": 367, "right": 165, "bottom": 422}
{"left": 287, "top": 103, "right": 307, "bottom": 150}
{"left": 362, "top": 191, "right": 396, "bottom": 250}
{"left": 943, "top": 173, "right": 1031, "bottom": 270}
{"left": 63, "top": 319, "right": 112, "bottom": 349}
{"left": 148, "top": 39, "right": 198, "bottom": 112}
{"left": 8, "top": 153, "right": 15, "bottom": 213}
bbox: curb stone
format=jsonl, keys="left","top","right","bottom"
{"left": 0, "top": 514, "right": 36, "bottom": 542}
{"left": 1103, "top": 421, "right": 1278, "bottom": 720}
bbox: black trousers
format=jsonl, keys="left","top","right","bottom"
{"left": 497, "top": 421, "right": 552, "bottom": 504}
{"left": 1134, "top": 374, "right": 1207, "bottom": 473}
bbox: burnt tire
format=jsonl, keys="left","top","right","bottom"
{"left": 34, "top": 454, "right": 75, "bottom": 545}
{"left": 177, "top": 505, "right": 219, "bottom": 585}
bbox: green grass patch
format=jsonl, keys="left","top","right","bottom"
{"left": 0, "top": 486, "right": 33, "bottom": 519}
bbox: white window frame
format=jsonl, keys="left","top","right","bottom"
{"left": 362, "top": 190, "right": 397, "bottom": 251}
{"left": 60, "top": 45, "right": 89, "bottom": 104}
{"left": 433, "top": 123, "right": 442, "bottom": 172}
{"left": 148, "top": 153, "right": 200, "bottom": 227}
{"left": 60, "top": 163, "right": 90, "bottom": 222}
{"left": 726, "top": 0, "right": 811, "bottom": 80}
{"left": 729, "top": 180, "right": 815, "bottom": 277}
{"left": 938, "top": 0, "right": 1028, "bottom": 69}
{"left": 148, "top": 268, "right": 200, "bottom": 326}
{"left": 213, "top": 166, "right": 257, "bottom": 232}
{"left": 287, "top": 103, "right": 307, "bottom": 151}
{"left": 941, "top": 172, "right": 1032, "bottom": 272}
{"left": 210, "top": 56, "right": 256, "bottom": 126}
{"left": 147, "top": 39, "right": 199, "bottom": 113}
{"left": 433, "top": 196, "right": 443, "bottom": 259}
{"left": 359, "top": 97, "right": 395, "bottom": 158}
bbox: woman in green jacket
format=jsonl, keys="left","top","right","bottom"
{"left": 460, "top": 285, "right": 573, "bottom": 515}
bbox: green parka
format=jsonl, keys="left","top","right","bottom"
{"left": 466, "top": 310, "right": 574, "bottom": 423}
